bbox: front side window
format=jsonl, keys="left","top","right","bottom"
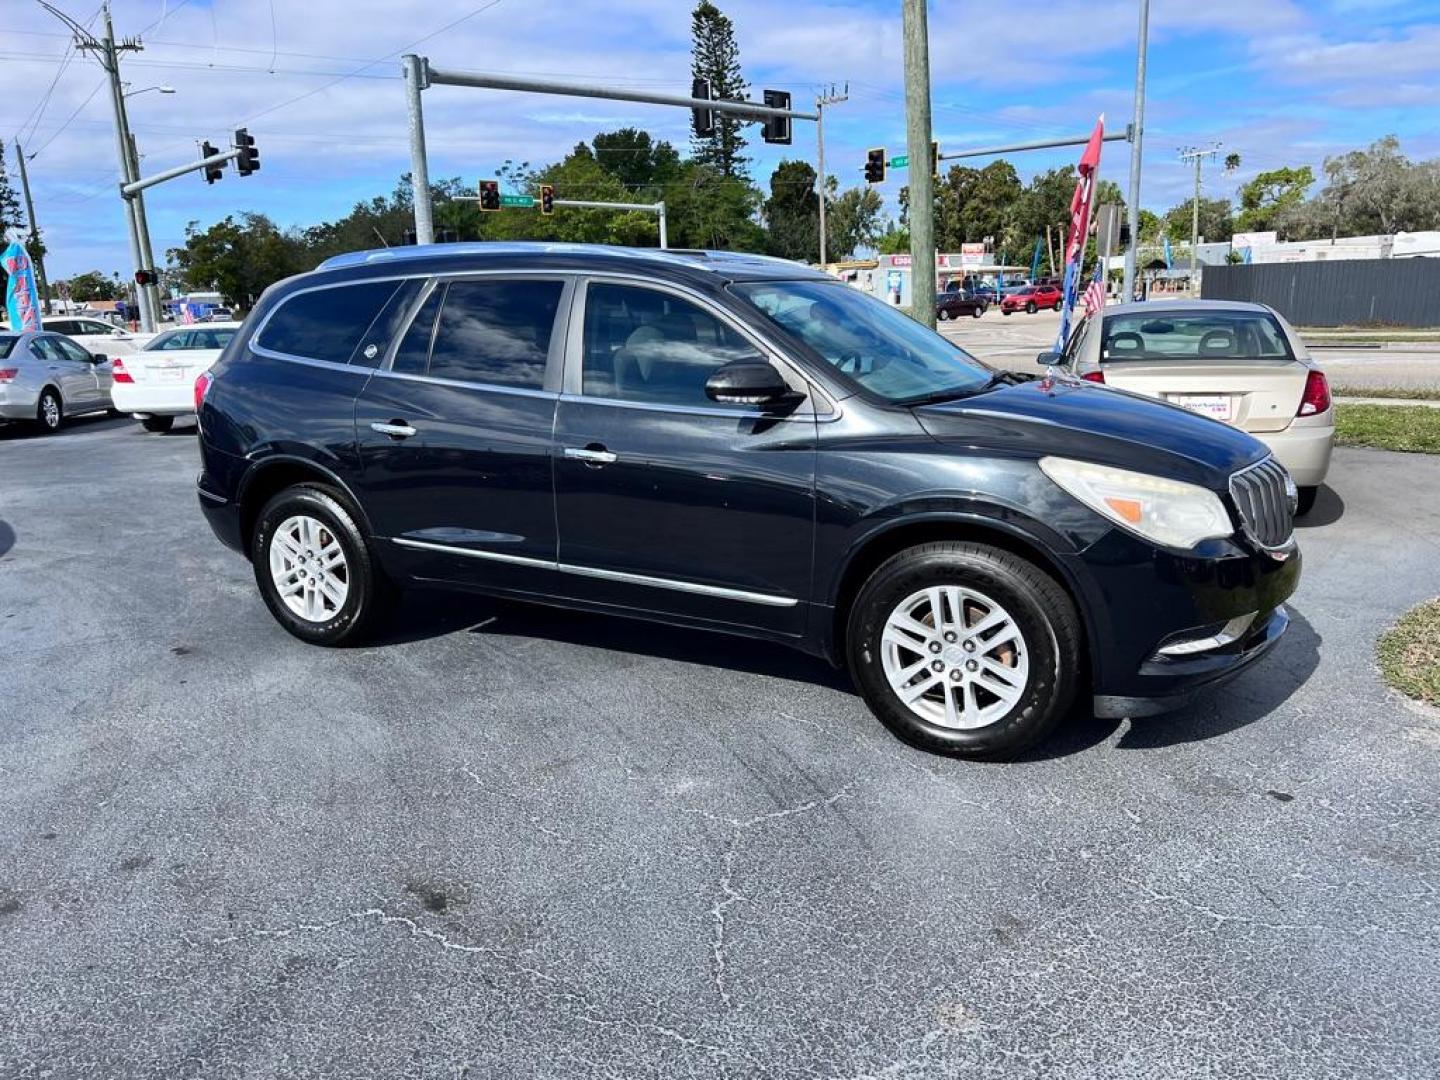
{"left": 190, "top": 327, "right": 238, "bottom": 351}
{"left": 581, "top": 283, "right": 764, "bottom": 406}
{"left": 150, "top": 331, "right": 191, "bottom": 351}
{"left": 53, "top": 337, "right": 94, "bottom": 363}
{"left": 256, "top": 280, "right": 402, "bottom": 365}
{"left": 425, "top": 279, "right": 561, "bottom": 389}
{"left": 80, "top": 320, "right": 114, "bottom": 335}
{"left": 736, "top": 279, "right": 993, "bottom": 404}
{"left": 1101, "top": 310, "right": 1293, "bottom": 362}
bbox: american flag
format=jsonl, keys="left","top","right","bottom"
{"left": 1082, "top": 266, "right": 1106, "bottom": 317}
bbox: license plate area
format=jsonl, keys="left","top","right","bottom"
{"left": 1168, "top": 393, "right": 1233, "bottom": 421}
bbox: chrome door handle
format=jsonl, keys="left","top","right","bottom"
{"left": 564, "top": 446, "right": 617, "bottom": 464}
{"left": 371, "top": 421, "right": 417, "bottom": 439}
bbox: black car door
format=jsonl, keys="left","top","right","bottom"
{"left": 551, "top": 278, "right": 818, "bottom": 638}
{"left": 352, "top": 274, "right": 572, "bottom": 592}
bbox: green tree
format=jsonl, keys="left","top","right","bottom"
{"left": 826, "top": 186, "right": 885, "bottom": 259}
{"left": 168, "top": 213, "right": 304, "bottom": 310}
{"left": 1162, "top": 196, "right": 1233, "bottom": 243}
{"left": 690, "top": 1, "right": 749, "bottom": 179}
{"left": 593, "top": 128, "right": 682, "bottom": 193}
{"left": 667, "top": 161, "right": 765, "bottom": 250}
{"left": 1235, "top": 165, "right": 1314, "bottom": 233}
{"left": 1137, "top": 208, "right": 1162, "bottom": 242}
{"left": 63, "top": 270, "right": 118, "bottom": 302}
{"left": 875, "top": 224, "right": 909, "bottom": 255}
{"left": 1317, "top": 135, "right": 1440, "bottom": 236}
{"left": 763, "top": 159, "right": 818, "bottom": 261}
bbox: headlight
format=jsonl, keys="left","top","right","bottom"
{"left": 1040, "top": 456, "right": 1233, "bottom": 549}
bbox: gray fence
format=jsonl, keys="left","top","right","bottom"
{"left": 1201, "top": 258, "right": 1440, "bottom": 328}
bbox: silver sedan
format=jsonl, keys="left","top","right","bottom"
{"left": 0, "top": 330, "right": 116, "bottom": 434}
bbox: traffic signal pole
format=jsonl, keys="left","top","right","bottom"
{"left": 401, "top": 55, "right": 818, "bottom": 248}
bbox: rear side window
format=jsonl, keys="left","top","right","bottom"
{"left": 349, "top": 280, "right": 423, "bottom": 367}
{"left": 391, "top": 287, "right": 442, "bottom": 375}
{"left": 256, "top": 280, "right": 401, "bottom": 365}
{"left": 425, "top": 279, "right": 562, "bottom": 389}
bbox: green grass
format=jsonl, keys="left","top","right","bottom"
{"left": 1332, "top": 386, "right": 1440, "bottom": 402}
{"left": 1335, "top": 404, "right": 1440, "bottom": 454}
{"left": 1377, "top": 600, "right": 1440, "bottom": 708}
{"left": 1300, "top": 328, "right": 1440, "bottom": 343}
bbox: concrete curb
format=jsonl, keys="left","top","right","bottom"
{"left": 1336, "top": 396, "right": 1440, "bottom": 409}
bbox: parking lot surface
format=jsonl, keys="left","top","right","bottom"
{"left": 3, "top": 416, "right": 1438, "bottom": 1078}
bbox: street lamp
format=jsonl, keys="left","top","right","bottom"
{"left": 122, "top": 84, "right": 176, "bottom": 99}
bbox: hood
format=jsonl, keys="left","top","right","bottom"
{"left": 913, "top": 377, "right": 1269, "bottom": 488}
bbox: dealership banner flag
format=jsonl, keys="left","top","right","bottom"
{"left": 3, "top": 240, "right": 43, "bottom": 332}
{"left": 1029, "top": 237, "right": 1043, "bottom": 281}
{"left": 1055, "top": 116, "right": 1105, "bottom": 350}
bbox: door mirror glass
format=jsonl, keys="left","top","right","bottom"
{"left": 92, "top": 352, "right": 109, "bottom": 364}
{"left": 705, "top": 362, "right": 797, "bottom": 407}
{"left": 1036, "top": 350, "right": 1062, "bottom": 366}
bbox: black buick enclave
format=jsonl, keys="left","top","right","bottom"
{"left": 196, "top": 243, "right": 1300, "bottom": 759}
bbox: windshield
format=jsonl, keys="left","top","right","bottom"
{"left": 0, "top": 336, "right": 17, "bottom": 360}
{"left": 733, "top": 280, "right": 993, "bottom": 403}
{"left": 1101, "top": 310, "right": 1293, "bottom": 362}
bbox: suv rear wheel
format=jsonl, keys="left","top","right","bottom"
{"left": 846, "top": 542, "right": 1081, "bottom": 759}
{"left": 251, "top": 484, "right": 391, "bottom": 645}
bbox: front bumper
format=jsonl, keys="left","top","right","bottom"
{"left": 1068, "top": 527, "right": 1302, "bottom": 718}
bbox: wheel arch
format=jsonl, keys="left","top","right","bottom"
{"left": 826, "top": 513, "right": 1095, "bottom": 677}
{"left": 237, "top": 455, "right": 374, "bottom": 557}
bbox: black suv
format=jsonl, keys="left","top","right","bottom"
{"left": 196, "top": 244, "right": 1300, "bottom": 759}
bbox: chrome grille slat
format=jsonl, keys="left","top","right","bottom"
{"left": 1229, "top": 457, "right": 1293, "bottom": 550}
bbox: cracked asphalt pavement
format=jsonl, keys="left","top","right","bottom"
{"left": 2, "top": 415, "right": 1438, "bottom": 1078}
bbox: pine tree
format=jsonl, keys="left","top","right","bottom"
{"left": 690, "top": 1, "right": 749, "bottom": 180}
{"left": 0, "top": 143, "right": 25, "bottom": 240}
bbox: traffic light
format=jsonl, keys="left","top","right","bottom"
{"left": 932, "top": 140, "right": 940, "bottom": 179}
{"left": 539, "top": 184, "right": 555, "bottom": 216}
{"left": 691, "top": 76, "right": 715, "bottom": 139}
{"left": 762, "top": 89, "right": 791, "bottom": 145}
{"left": 234, "top": 127, "right": 259, "bottom": 176}
{"left": 479, "top": 179, "right": 501, "bottom": 212}
{"left": 134, "top": 269, "right": 155, "bottom": 287}
{"left": 864, "top": 148, "right": 886, "bottom": 185}
{"left": 201, "top": 141, "right": 224, "bottom": 185}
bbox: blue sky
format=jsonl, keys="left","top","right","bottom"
{"left": 3, "top": 0, "right": 1439, "bottom": 278}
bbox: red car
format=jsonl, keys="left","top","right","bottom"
{"left": 1000, "top": 285, "right": 1064, "bottom": 315}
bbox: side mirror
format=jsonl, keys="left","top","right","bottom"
{"left": 705, "top": 362, "right": 800, "bottom": 409}
{"left": 92, "top": 352, "right": 109, "bottom": 364}
{"left": 1036, "top": 350, "right": 1062, "bottom": 367}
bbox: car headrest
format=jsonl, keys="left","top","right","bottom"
{"left": 1107, "top": 331, "right": 1143, "bottom": 355}
{"left": 1198, "top": 329, "right": 1236, "bottom": 356}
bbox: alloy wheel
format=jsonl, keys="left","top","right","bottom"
{"left": 880, "top": 585, "right": 1030, "bottom": 729}
{"left": 268, "top": 514, "right": 350, "bottom": 622}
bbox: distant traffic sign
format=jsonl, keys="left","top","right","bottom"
{"left": 500, "top": 194, "right": 535, "bottom": 208}
{"left": 889, "top": 155, "right": 909, "bottom": 168}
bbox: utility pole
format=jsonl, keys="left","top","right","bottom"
{"left": 13, "top": 141, "right": 53, "bottom": 314}
{"left": 43, "top": 0, "right": 158, "bottom": 331}
{"left": 1122, "top": 0, "right": 1149, "bottom": 302}
{"left": 1178, "top": 144, "right": 1220, "bottom": 296}
{"left": 902, "top": 0, "right": 936, "bottom": 328}
{"left": 815, "top": 84, "right": 848, "bottom": 268}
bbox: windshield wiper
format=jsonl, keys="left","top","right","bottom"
{"left": 897, "top": 373, "right": 1006, "bottom": 407}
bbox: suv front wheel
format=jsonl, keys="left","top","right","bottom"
{"left": 252, "top": 484, "right": 391, "bottom": 645}
{"left": 847, "top": 542, "right": 1081, "bottom": 759}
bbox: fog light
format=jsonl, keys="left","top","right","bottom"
{"left": 1154, "top": 613, "right": 1256, "bottom": 658}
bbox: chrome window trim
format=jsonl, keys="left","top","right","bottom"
{"left": 392, "top": 537, "right": 798, "bottom": 608}
{"left": 565, "top": 272, "right": 839, "bottom": 421}
{"left": 555, "top": 393, "right": 770, "bottom": 421}
{"left": 367, "top": 366, "right": 561, "bottom": 400}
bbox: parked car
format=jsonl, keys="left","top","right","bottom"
{"left": 1001, "top": 285, "right": 1064, "bottom": 315}
{"left": 936, "top": 292, "right": 986, "bottom": 320}
{"left": 197, "top": 243, "right": 1300, "bottom": 760}
{"left": 40, "top": 315, "right": 147, "bottom": 358}
{"left": 1042, "top": 299, "right": 1333, "bottom": 514}
{"left": 0, "top": 330, "right": 115, "bottom": 433}
{"left": 112, "top": 322, "right": 242, "bottom": 432}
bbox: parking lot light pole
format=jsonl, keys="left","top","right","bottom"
{"left": 902, "top": 0, "right": 936, "bottom": 329}
{"left": 401, "top": 55, "right": 818, "bottom": 251}
{"left": 1123, "top": 0, "right": 1150, "bottom": 302}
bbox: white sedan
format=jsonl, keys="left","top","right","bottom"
{"left": 41, "top": 315, "right": 149, "bottom": 358}
{"left": 111, "top": 322, "right": 241, "bottom": 432}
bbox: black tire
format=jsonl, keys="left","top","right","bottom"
{"left": 937, "top": 309, "right": 949, "bottom": 321}
{"left": 1001, "top": 308, "right": 1012, "bottom": 317}
{"left": 971, "top": 306, "right": 983, "bottom": 318}
{"left": 35, "top": 388, "right": 62, "bottom": 433}
{"left": 1026, "top": 301, "right": 1038, "bottom": 314}
{"left": 141, "top": 415, "right": 174, "bottom": 433}
{"left": 251, "top": 484, "right": 392, "bottom": 646}
{"left": 1295, "top": 486, "right": 1318, "bottom": 516}
{"left": 1053, "top": 301, "right": 1063, "bottom": 312}
{"left": 846, "top": 542, "right": 1081, "bottom": 760}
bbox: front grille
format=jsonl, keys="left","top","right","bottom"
{"left": 1229, "top": 457, "right": 1294, "bottom": 550}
